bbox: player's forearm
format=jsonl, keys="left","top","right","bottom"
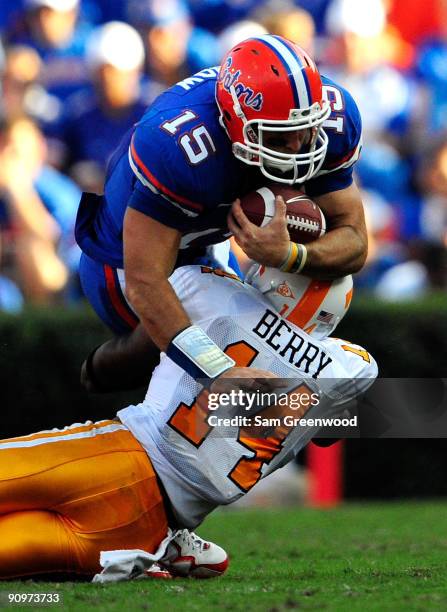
{"left": 125, "top": 275, "right": 191, "bottom": 351}
{"left": 303, "top": 225, "right": 367, "bottom": 280}
{"left": 126, "top": 274, "right": 246, "bottom": 383}
{"left": 123, "top": 208, "right": 190, "bottom": 350}
{"left": 304, "top": 182, "right": 367, "bottom": 279}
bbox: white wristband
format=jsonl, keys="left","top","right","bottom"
{"left": 169, "top": 325, "right": 235, "bottom": 379}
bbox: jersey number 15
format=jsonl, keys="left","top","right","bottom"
{"left": 161, "top": 110, "right": 216, "bottom": 165}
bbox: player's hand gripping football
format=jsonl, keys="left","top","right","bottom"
{"left": 227, "top": 196, "right": 290, "bottom": 267}
{"left": 210, "top": 366, "right": 288, "bottom": 395}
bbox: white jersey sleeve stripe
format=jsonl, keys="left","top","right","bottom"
{"left": 317, "top": 138, "right": 362, "bottom": 176}
{"left": 0, "top": 422, "right": 127, "bottom": 450}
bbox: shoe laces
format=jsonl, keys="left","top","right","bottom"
{"left": 176, "top": 529, "right": 210, "bottom": 551}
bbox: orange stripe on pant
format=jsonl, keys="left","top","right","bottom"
{"left": 104, "top": 265, "right": 139, "bottom": 329}
{"left": 0, "top": 420, "right": 168, "bottom": 579}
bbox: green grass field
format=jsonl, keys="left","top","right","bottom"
{"left": 1, "top": 502, "right": 447, "bottom": 611}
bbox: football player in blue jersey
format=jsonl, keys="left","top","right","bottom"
{"left": 75, "top": 35, "right": 367, "bottom": 393}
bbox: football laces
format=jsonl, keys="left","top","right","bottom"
{"left": 286, "top": 215, "right": 319, "bottom": 233}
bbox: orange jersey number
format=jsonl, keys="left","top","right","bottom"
{"left": 169, "top": 343, "right": 314, "bottom": 493}
{"left": 168, "top": 341, "right": 258, "bottom": 447}
{"left": 228, "top": 383, "right": 313, "bottom": 492}
{"left": 341, "top": 344, "right": 371, "bottom": 363}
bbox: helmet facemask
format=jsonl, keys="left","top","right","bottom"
{"left": 226, "top": 83, "right": 331, "bottom": 185}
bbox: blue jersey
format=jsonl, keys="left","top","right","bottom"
{"left": 75, "top": 68, "right": 362, "bottom": 269}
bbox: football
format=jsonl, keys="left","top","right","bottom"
{"left": 240, "top": 184, "right": 326, "bottom": 243}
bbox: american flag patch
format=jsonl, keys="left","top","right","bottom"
{"left": 316, "top": 310, "right": 334, "bottom": 323}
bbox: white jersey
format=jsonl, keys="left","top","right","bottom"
{"left": 118, "top": 266, "right": 377, "bottom": 528}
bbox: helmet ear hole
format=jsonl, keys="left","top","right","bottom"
{"left": 271, "top": 65, "right": 280, "bottom": 76}
{"left": 223, "top": 110, "right": 232, "bottom": 122}
{"left": 302, "top": 55, "right": 311, "bottom": 67}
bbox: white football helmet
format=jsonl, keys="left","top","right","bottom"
{"left": 248, "top": 265, "right": 353, "bottom": 339}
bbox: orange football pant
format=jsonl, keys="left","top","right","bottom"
{"left": 0, "top": 420, "right": 168, "bottom": 579}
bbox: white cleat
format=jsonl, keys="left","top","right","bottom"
{"left": 161, "top": 530, "right": 229, "bottom": 578}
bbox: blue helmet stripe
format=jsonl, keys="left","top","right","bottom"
{"left": 254, "top": 35, "right": 311, "bottom": 109}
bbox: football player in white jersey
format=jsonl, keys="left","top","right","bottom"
{"left": 0, "top": 265, "right": 376, "bottom": 580}
{"left": 118, "top": 265, "right": 377, "bottom": 529}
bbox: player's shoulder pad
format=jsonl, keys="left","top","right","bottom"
{"left": 326, "top": 337, "right": 378, "bottom": 380}
{"left": 170, "top": 265, "right": 245, "bottom": 322}
{"left": 129, "top": 106, "right": 206, "bottom": 217}
{"left": 170, "top": 66, "right": 220, "bottom": 96}
{"left": 319, "top": 75, "right": 362, "bottom": 175}
{"left": 128, "top": 71, "right": 226, "bottom": 217}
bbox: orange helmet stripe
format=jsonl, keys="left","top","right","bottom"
{"left": 286, "top": 279, "right": 332, "bottom": 328}
{"left": 345, "top": 287, "right": 354, "bottom": 309}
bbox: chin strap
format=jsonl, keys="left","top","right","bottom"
{"left": 229, "top": 85, "right": 258, "bottom": 144}
{"left": 229, "top": 84, "right": 245, "bottom": 120}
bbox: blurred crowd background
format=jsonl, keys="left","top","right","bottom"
{"left": 0, "top": 0, "right": 446, "bottom": 310}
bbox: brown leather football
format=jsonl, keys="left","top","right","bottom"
{"left": 240, "top": 184, "right": 326, "bottom": 243}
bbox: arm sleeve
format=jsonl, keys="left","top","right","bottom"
{"left": 306, "top": 86, "right": 363, "bottom": 198}
{"left": 128, "top": 182, "right": 192, "bottom": 230}
{"left": 127, "top": 123, "right": 204, "bottom": 229}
